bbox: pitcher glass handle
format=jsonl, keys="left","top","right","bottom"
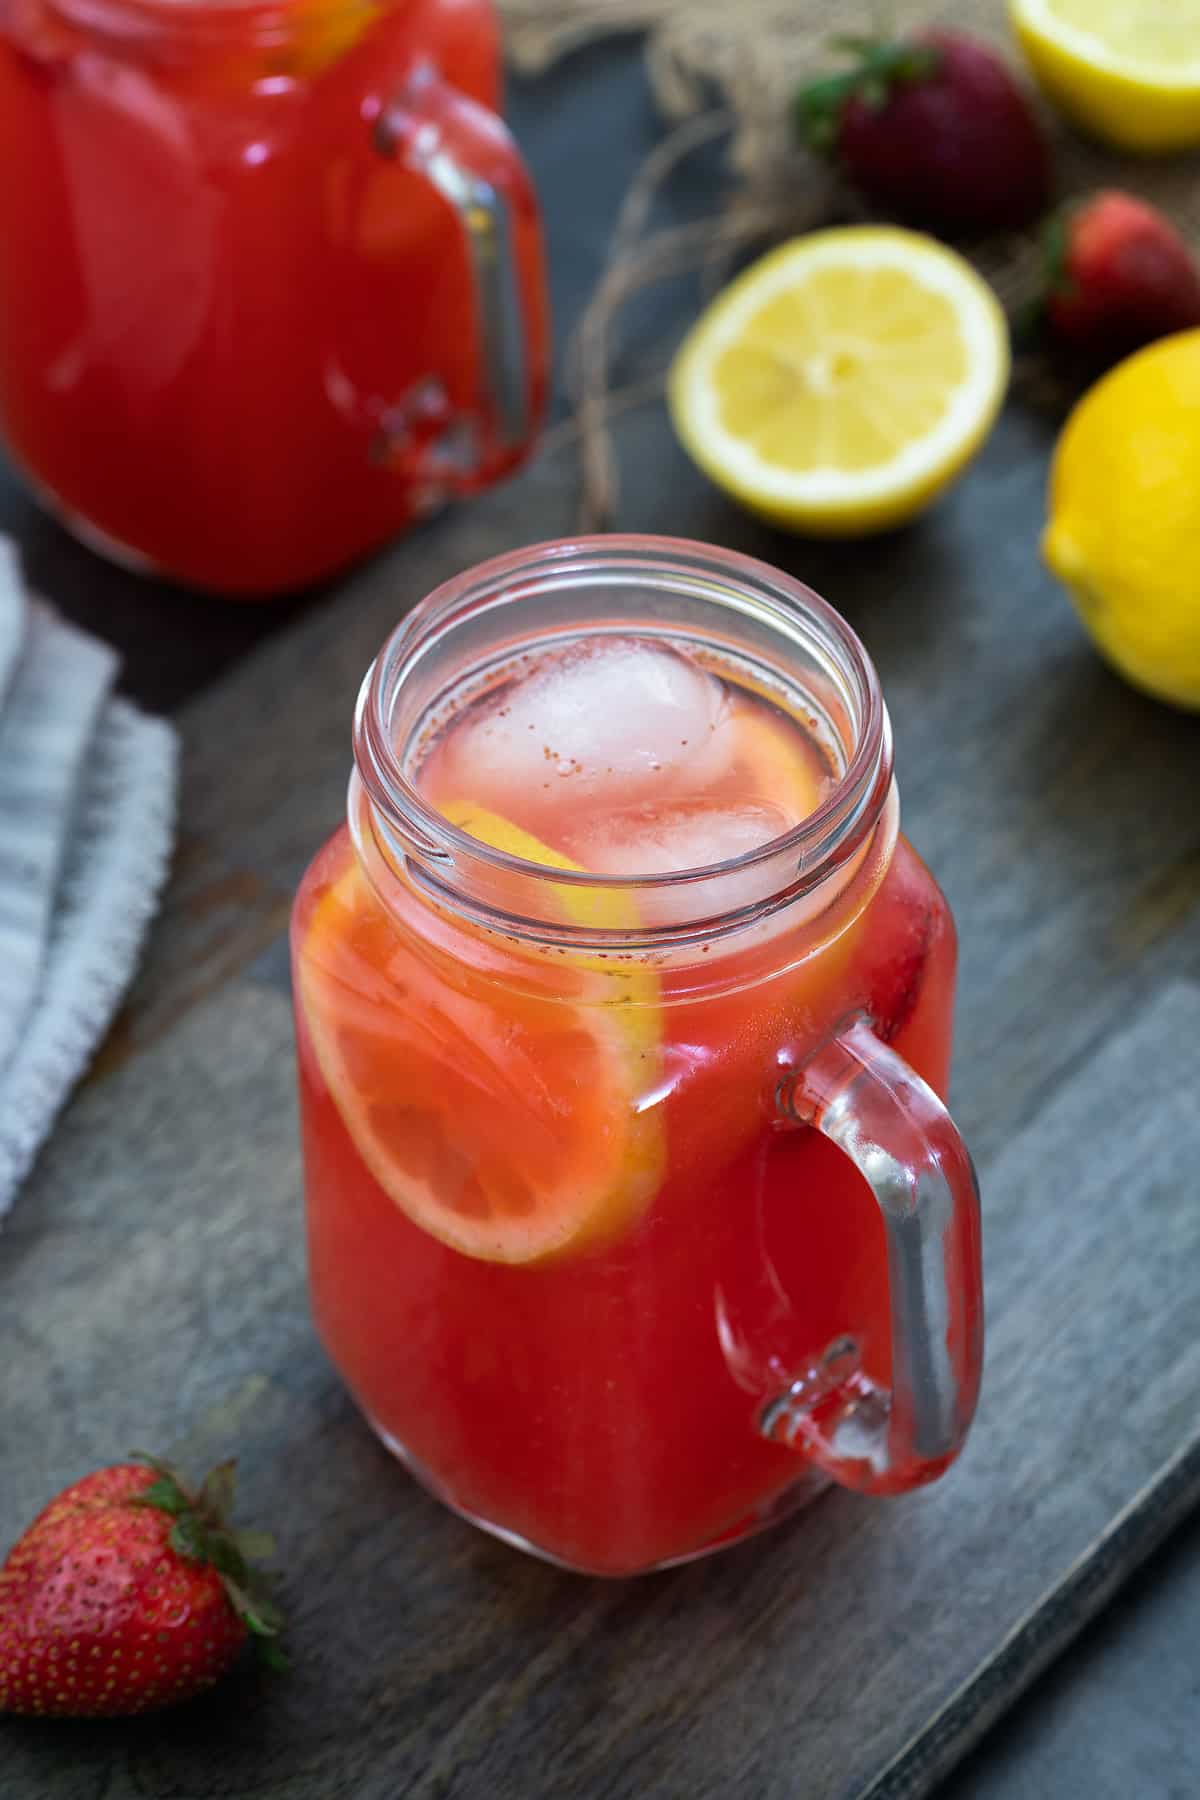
{"left": 767, "top": 1017, "right": 984, "bottom": 1495}
{"left": 369, "top": 59, "right": 548, "bottom": 490}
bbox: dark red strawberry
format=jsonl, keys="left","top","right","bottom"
{"left": 798, "top": 30, "right": 1052, "bottom": 232}
{"left": 867, "top": 902, "right": 934, "bottom": 1046}
{"left": 848, "top": 835, "right": 947, "bottom": 1049}
{"left": 0, "top": 1454, "right": 282, "bottom": 1717}
{"left": 1040, "top": 190, "right": 1200, "bottom": 365}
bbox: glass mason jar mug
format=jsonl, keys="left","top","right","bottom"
{"left": 0, "top": 0, "right": 548, "bottom": 595}
{"left": 291, "top": 537, "right": 984, "bottom": 1576}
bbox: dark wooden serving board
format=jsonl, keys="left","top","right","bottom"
{"left": 4, "top": 968, "right": 1200, "bottom": 1800}
{"left": 3, "top": 35, "right": 1200, "bottom": 1800}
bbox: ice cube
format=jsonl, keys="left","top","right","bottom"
{"left": 568, "top": 797, "right": 799, "bottom": 923}
{"left": 431, "top": 637, "right": 734, "bottom": 828}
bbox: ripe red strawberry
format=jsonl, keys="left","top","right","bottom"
{"left": 850, "top": 838, "right": 945, "bottom": 1048}
{"left": 1041, "top": 190, "right": 1200, "bottom": 365}
{"left": 0, "top": 1454, "right": 282, "bottom": 1717}
{"left": 868, "top": 902, "right": 934, "bottom": 1046}
{"left": 798, "top": 30, "right": 1052, "bottom": 232}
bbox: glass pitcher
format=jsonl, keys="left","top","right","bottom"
{"left": 0, "top": 0, "right": 548, "bottom": 595}
{"left": 291, "top": 536, "right": 984, "bottom": 1576}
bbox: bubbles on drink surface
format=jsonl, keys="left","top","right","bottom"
{"left": 415, "top": 633, "right": 837, "bottom": 879}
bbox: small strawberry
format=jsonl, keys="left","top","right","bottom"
{"left": 854, "top": 839, "right": 945, "bottom": 1047}
{"left": 866, "top": 903, "right": 934, "bottom": 1046}
{"left": 0, "top": 1453, "right": 283, "bottom": 1717}
{"left": 798, "top": 30, "right": 1052, "bottom": 233}
{"left": 1039, "top": 191, "right": 1200, "bottom": 366}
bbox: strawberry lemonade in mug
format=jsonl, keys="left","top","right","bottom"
{"left": 291, "top": 537, "right": 983, "bottom": 1575}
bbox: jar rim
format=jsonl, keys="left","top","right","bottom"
{"left": 353, "top": 534, "right": 894, "bottom": 944}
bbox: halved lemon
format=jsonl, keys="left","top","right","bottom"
{"left": 296, "top": 810, "right": 662, "bottom": 1265}
{"left": 1010, "top": 0, "right": 1200, "bottom": 152}
{"left": 668, "top": 227, "right": 1009, "bottom": 536}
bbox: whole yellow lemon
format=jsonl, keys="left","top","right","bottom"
{"left": 1043, "top": 330, "right": 1200, "bottom": 709}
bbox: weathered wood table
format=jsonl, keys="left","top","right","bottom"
{"left": 3, "top": 40, "right": 1200, "bottom": 1800}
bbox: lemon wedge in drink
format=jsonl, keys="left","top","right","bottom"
{"left": 668, "top": 227, "right": 1009, "bottom": 536}
{"left": 1010, "top": 0, "right": 1200, "bottom": 152}
{"left": 296, "top": 808, "right": 663, "bottom": 1265}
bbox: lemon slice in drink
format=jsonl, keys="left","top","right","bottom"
{"left": 443, "top": 796, "right": 662, "bottom": 1058}
{"left": 731, "top": 707, "right": 830, "bottom": 827}
{"left": 1010, "top": 0, "right": 1200, "bottom": 152}
{"left": 668, "top": 227, "right": 1009, "bottom": 536}
{"left": 296, "top": 808, "right": 662, "bottom": 1265}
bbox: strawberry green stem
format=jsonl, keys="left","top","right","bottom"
{"left": 129, "top": 1450, "right": 286, "bottom": 1663}
{"left": 796, "top": 38, "right": 941, "bottom": 153}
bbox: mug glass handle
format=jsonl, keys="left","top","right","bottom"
{"left": 369, "top": 58, "right": 548, "bottom": 488}
{"left": 767, "top": 1017, "right": 984, "bottom": 1495}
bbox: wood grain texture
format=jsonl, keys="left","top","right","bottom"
{"left": 2, "top": 981, "right": 1200, "bottom": 1800}
{"left": 4, "top": 246, "right": 1200, "bottom": 1800}
{"left": 3, "top": 35, "right": 1200, "bottom": 1800}
{"left": 937, "top": 1488, "right": 1200, "bottom": 1800}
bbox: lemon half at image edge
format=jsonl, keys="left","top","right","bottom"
{"left": 668, "top": 227, "right": 1009, "bottom": 536}
{"left": 1010, "top": 0, "right": 1200, "bottom": 153}
{"left": 297, "top": 807, "right": 664, "bottom": 1266}
{"left": 1041, "top": 329, "right": 1200, "bottom": 711}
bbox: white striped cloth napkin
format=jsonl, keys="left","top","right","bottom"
{"left": 0, "top": 538, "right": 177, "bottom": 1217}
